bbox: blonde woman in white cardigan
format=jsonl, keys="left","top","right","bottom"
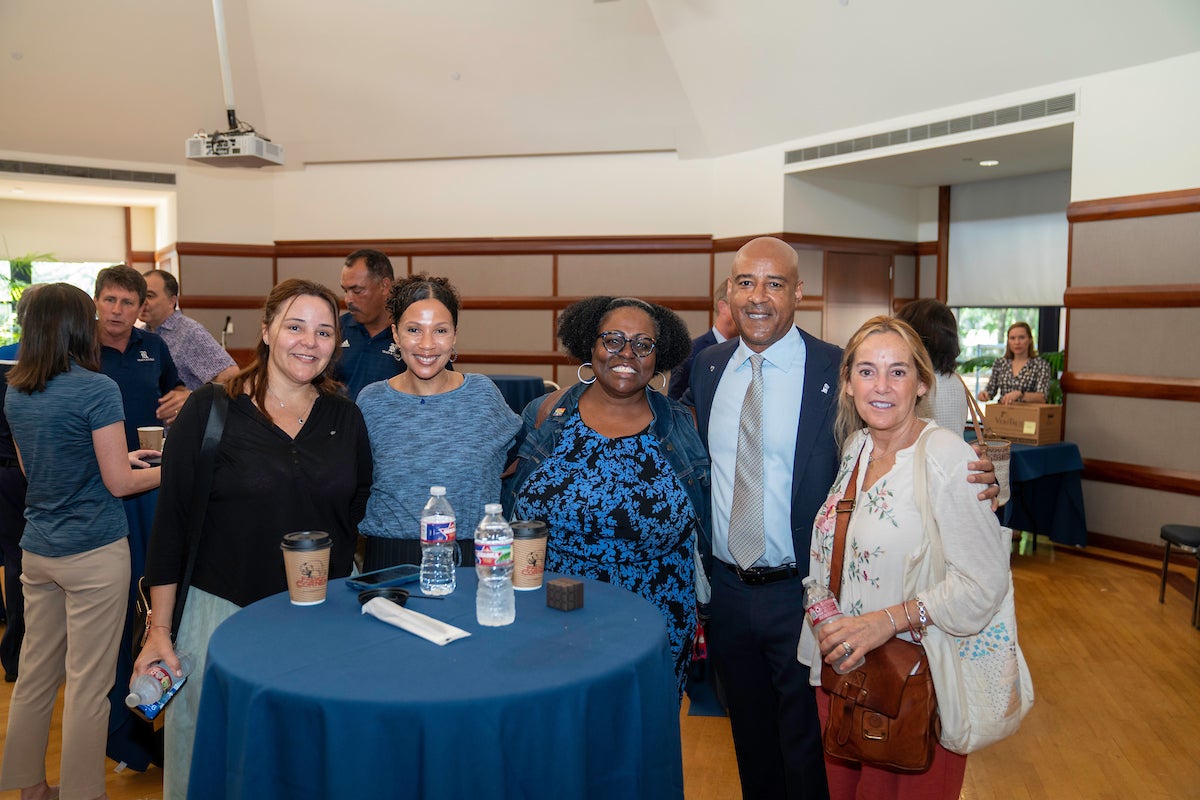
{"left": 797, "top": 316, "right": 1009, "bottom": 800}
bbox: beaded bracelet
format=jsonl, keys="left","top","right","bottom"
{"left": 882, "top": 607, "right": 898, "bottom": 635}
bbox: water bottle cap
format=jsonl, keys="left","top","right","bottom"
{"left": 484, "top": 503, "right": 502, "bottom": 514}
{"left": 430, "top": 486, "right": 446, "bottom": 496}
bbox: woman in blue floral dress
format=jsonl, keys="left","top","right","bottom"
{"left": 507, "top": 297, "right": 709, "bottom": 698}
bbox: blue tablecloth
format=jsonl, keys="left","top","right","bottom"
{"left": 189, "top": 571, "right": 683, "bottom": 800}
{"left": 488, "top": 374, "right": 547, "bottom": 415}
{"left": 1001, "top": 441, "right": 1088, "bottom": 547}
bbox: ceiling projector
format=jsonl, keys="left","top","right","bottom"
{"left": 186, "top": 131, "right": 284, "bottom": 168}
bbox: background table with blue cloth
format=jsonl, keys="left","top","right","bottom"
{"left": 189, "top": 570, "right": 683, "bottom": 800}
{"left": 488, "top": 374, "right": 547, "bottom": 414}
{"left": 1001, "top": 441, "right": 1088, "bottom": 547}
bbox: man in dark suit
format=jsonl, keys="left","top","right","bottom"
{"left": 667, "top": 282, "right": 737, "bottom": 400}
{"left": 687, "top": 236, "right": 837, "bottom": 799}
{"left": 687, "top": 237, "right": 998, "bottom": 799}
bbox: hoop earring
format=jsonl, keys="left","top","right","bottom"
{"left": 449, "top": 349, "right": 458, "bottom": 364}
{"left": 652, "top": 371, "right": 667, "bottom": 392}
{"left": 576, "top": 362, "right": 596, "bottom": 385}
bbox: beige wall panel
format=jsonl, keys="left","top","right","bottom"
{"left": 894, "top": 254, "right": 916, "bottom": 297}
{"left": 918, "top": 254, "right": 938, "bottom": 298}
{"left": 1068, "top": 308, "right": 1200, "bottom": 377}
{"left": 796, "top": 310, "right": 824, "bottom": 341}
{"left": 713, "top": 251, "right": 735, "bottom": 285}
{"left": 411, "top": 255, "right": 553, "bottom": 296}
{"left": 797, "top": 249, "right": 824, "bottom": 296}
{"left": 1065, "top": 395, "right": 1200, "bottom": 473}
{"left": 276, "top": 257, "right": 336, "bottom": 286}
{"left": 558, "top": 253, "right": 710, "bottom": 296}
{"left": 189, "top": 308, "right": 265, "bottom": 351}
{"left": 455, "top": 309, "right": 554, "bottom": 353}
{"left": 1070, "top": 212, "right": 1200, "bottom": 286}
{"left": 180, "top": 255, "right": 274, "bottom": 296}
{"left": 130, "top": 207, "right": 156, "bottom": 251}
{"left": 679, "top": 310, "right": 710, "bottom": 340}
{"left": 1081, "top": 480, "right": 1200, "bottom": 546}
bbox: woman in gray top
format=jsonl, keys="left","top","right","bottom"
{"left": 358, "top": 274, "right": 520, "bottom": 571}
{"left": 0, "top": 284, "right": 161, "bottom": 800}
{"left": 897, "top": 299, "right": 967, "bottom": 433}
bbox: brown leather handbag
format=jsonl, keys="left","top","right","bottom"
{"left": 820, "top": 450, "right": 939, "bottom": 772}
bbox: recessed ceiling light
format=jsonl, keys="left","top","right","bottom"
{"left": 979, "top": 159, "right": 1000, "bottom": 167}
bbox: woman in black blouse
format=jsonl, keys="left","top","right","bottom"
{"left": 137, "top": 279, "right": 372, "bottom": 800}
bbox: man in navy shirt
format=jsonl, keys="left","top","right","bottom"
{"left": 96, "top": 265, "right": 187, "bottom": 443}
{"left": 94, "top": 264, "right": 185, "bottom": 770}
{"left": 334, "top": 249, "right": 403, "bottom": 400}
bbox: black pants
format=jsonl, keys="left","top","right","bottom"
{"left": 707, "top": 564, "right": 829, "bottom": 800}
{"left": 0, "top": 465, "right": 27, "bottom": 678}
{"left": 363, "top": 536, "right": 474, "bottom": 573}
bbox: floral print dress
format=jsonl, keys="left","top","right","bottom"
{"left": 799, "top": 428, "right": 930, "bottom": 682}
{"left": 513, "top": 414, "right": 696, "bottom": 697}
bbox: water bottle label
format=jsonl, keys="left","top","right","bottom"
{"left": 421, "top": 519, "right": 456, "bottom": 544}
{"left": 132, "top": 674, "right": 188, "bottom": 722}
{"left": 146, "top": 664, "right": 173, "bottom": 694}
{"left": 475, "top": 541, "right": 513, "bottom": 567}
{"left": 807, "top": 597, "right": 841, "bottom": 625}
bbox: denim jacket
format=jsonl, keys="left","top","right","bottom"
{"left": 502, "top": 381, "right": 712, "bottom": 561}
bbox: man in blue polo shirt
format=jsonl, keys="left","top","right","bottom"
{"left": 94, "top": 264, "right": 185, "bottom": 771}
{"left": 335, "top": 249, "right": 403, "bottom": 400}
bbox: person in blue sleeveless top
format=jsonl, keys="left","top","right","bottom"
{"left": 0, "top": 283, "right": 161, "bottom": 800}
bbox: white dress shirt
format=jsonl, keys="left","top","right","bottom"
{"left": 709, "top": 327, "right": 806, "bottom": 567}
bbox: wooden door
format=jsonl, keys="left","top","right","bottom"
{"left": 823, "top": 252, "right": 892, "bottom": 347}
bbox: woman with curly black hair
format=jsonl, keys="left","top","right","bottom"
{"left": 504, "top": 296, "right": 709, "bottom": 698}
{"left": 357, "top": 274, "right": 521, "bottom": 572}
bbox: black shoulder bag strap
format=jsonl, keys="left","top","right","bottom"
{"left": 170, "top": 384, "right": 229, "bottom": 635}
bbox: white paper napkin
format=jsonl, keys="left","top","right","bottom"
{"left": 361, "top": 597, "right": 471, "bottom": 646}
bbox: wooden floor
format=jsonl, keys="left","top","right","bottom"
{"left": 2, "top": 535, "right": 1199, "bottom": 800}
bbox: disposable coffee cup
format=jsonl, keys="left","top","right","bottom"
{"left": 511, "top": 520, "right": 548, "bottom": 591}
{"left": 137, "top": 426, "right": 164, "bottom": 451}
{"left": 280, "top": 530, "right": 333, "bottom": 605}
{"left": 985, "top": 440, "right": 1012, "bottom": 507}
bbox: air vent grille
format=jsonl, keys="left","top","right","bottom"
{"left": 0, "top": 159, "right": 176, "bottom": 185}
{"left": 784, "top": 93, "right": 1075, "bottom": 166}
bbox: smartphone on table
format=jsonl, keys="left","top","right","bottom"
{"left": 345, "top": 563, "right": 420, "bottom": 591}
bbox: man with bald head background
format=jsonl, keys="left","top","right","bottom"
{"left": 687, "top": 237, "right": 998, "bottom": 798}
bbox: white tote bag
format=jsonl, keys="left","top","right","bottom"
{"left": 913, "top": 430, "right": 1035, "bottom": 755}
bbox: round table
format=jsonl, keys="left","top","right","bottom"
{"left": 188, "top": 570, "right": 683, "bottom": 799}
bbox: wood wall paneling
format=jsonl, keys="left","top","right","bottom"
{"left": 936, "top": 186, "right": 950, "bottom": 302}
{"left": 1061, "top": 372, "right": 1200, "bottom": 402}
{"left": 1067, "top": 187, "right": 1200, "bottom": 223}
{"left": 1064, "top": 284, "right": 1200, "bottom": 308}
{"left": 1083, "top": 459, "right": 1200, "bottom": 497}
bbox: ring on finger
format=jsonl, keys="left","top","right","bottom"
{"left": 841, "top": 641, "right": 853, "bottom": 658}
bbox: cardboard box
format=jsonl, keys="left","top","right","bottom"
{"left": 983, "top": 403, "right": 1063, "bottom": 446}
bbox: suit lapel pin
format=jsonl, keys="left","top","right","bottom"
{"left": 821, "top": 383, "right": 830, "bottom": 394}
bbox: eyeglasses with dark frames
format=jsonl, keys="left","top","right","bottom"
{"left": 596, "top": 331, "right": 657, "bottom": 358}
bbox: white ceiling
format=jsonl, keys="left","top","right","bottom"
{"left": 1, "top": 0, "right": 1198, "bottom": 188}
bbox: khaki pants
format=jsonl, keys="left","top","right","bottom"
{"left": 0, "top": 538, "right": 130, "bottom": 800}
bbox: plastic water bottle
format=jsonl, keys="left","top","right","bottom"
{"left": 419, "top": 486, "right": 457, "bottom": 596}
{"left": 802, "top": 577, "right": 865, "bottom": 674}
{"left": 474, "top": 503, "right": 515, "bottom": 626}
{"left": 126, "top": 652, "right": 195, "bottom": 720}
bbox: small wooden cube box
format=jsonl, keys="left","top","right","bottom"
{"left": 546, "top": 577, "right": 584, "bottom": 611}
